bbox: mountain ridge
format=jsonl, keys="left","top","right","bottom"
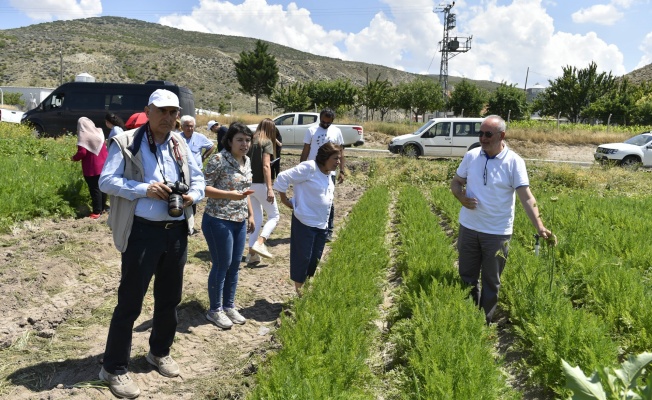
{"left": 0, "top": 16, "right": 649, "bottom": 113}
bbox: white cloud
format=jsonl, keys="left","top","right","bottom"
{"left": 446, "top": 0, "right": 626, "bottom": 87}
{"left": 159, "top": 0, "right": 347, "bottom": 60}
{"left": 8, "top": 0, "right": 101, "bottom": 21}
{"left": 157, "top": 0, "right": 628, "bottom": 87}
{"left": 635, "top": 31, "right": 652, "bottom": 70}
{"left": 572, "top": 4, "right": 623, "bottom": 25}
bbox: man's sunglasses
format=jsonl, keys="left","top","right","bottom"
{"left": 478, "top": 130, "right": 496, "bottom": 138}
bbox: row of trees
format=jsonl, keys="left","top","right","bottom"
{"left": 235, "top": 40, "right": 652, "bottom": 125}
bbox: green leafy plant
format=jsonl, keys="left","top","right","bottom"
{"left": 562, "top": 352, "right": 652, "bottom": 400}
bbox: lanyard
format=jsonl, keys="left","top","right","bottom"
{"left": 145, "top": 125, "right": 186, "bottom": 185}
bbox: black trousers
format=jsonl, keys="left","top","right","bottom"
{"left": 102, "top": 219, "right": 188, "bottom": 375}
{"left": 84, "top": 175, "right": 107, "bottom": 214}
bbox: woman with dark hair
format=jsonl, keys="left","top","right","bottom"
{"left": 71, "top": 117, "right": 109, "bottom": 218}
{"left": 245, "top": 118, "right": 280, "bottom": 264}
{"left": 203, "top": 122, "right": 255, "bottom": 329}
{"left": 105, "top": 112, "right": 126, "bottom": 140}
{"left": 273, "top": 142, "right": 342, "bottom": 296}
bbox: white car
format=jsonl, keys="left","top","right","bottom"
{"left": 594, "top": 132, "right": 652, "bottom": 167}
{"left": 388, "top": 118, "right": 483, "bottom": 157}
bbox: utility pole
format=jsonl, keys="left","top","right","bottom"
{"left": 435, "top": 2, "right": 472, "bottom": 99}
{"left": 59, "top": 43, "right": 63, "bottom": 85}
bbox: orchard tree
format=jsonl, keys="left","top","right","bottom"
{"left": 363, "top": 74, "right": 393, "bottom": 121}
{"left": 271, "top": 82, "right": 311, "bottom": 113}
{"left": 486, "top": 83, "right": 528, "bottom": 120}
{"left": 532, "top": 61, "right": 616, "bottom": 123}
{"left": 584, "top": 78, "right": 639, "bottom": 125}
{"left": 234, "top": 40, "right": 279, "bottom": 114}
{"left": 447, "top": 79, "right": 487, "bottom": 117}
{"left": 395, "top": 79, "right": 444, "bottom": 121}
{"left": 305, "top": 79, "right": 358, "bottom": 112}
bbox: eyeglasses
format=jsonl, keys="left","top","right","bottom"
{"left": 478, "top": 130, "right": 496, "bottom": 138}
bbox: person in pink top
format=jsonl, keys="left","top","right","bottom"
{"left": 71, "top": 116, "right": 109, "bottom": 219}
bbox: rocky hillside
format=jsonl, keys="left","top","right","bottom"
{"left": 3, "top": 17, "right": 646, "bottom": 113}
{"left": 0, "top": 17, "right": 499, "bottom": 113}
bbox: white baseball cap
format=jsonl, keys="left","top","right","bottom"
{"left": 148, "top": 89, "right": 181, "bottom": 109}
{"left": 207, "top": 120, "right": 218, "bottom": 130}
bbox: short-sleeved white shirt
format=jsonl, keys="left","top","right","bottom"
{"left": 456, "top": 145, "right": 529, "bottom": 235}
{"left": 303, "top": 125, "right": 344, "bottom": 161}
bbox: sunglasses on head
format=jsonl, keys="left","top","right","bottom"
{"left": 478, "top": 130, "right": 496, "bottom": 138}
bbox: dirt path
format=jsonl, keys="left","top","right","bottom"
{"left": 0, "top": 153, "right": 363, "bottom": 399}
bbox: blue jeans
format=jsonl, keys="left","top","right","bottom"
{"left": 203, "top": 214, "right": 246, "bottom": 310}
{"left": 457, "top": 224, "right": 511, "bottom": 323}
{"left": 290, "top": 214, "right": 327, "bottom": 283}
{"left": 103, "top": 219, "right": 187, "bottom": 375}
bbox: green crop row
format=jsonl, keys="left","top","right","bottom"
{"left": 428, "top": 172, "right": 652, "bottom": 396}
{"left": 387, "top": 186, "right": 517, "bottom": 400}
{"left": 249, "top": 186, "right": 390, "bottom": 399}
{"left": 0, "top": 124, "right": 86, "bottom": 230}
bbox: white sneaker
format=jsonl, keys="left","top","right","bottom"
{"left": 251, "top": 241, "right": 273, "bottom": 259}
{"left": 245, "top": 253, "right": 260, "bottom": 265}
{"left": 99, "top": 367, "right": 141, "bottom": 399}
{"left": 206, "top": 310, "right": 233, "bottom": 329}
{"left": 224, "top": 307, "right": 246, "bottom": 324}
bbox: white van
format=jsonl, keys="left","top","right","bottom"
{"left": 388, "top": 118, "right": 484, "bottom": 157}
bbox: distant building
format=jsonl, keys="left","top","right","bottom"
{"left": 0, "top": 86, "right": 54, "bottom": 111}
{"left": 526, "top": 83, "right": 546, "bottom": 103}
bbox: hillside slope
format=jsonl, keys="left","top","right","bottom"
{"left": 0, "top": 17, "right": 499, "bottom": 113}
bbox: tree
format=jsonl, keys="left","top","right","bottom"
{"left": 363, "top": 74, "right": 393, "bottom": 121}
{"left": 270, "top": 82, "right": 311, "bottom": 113}
{"left": 485, "top": 83, "right": 528, "bottom": 120}
{"left": 305, "top": 79, "right": 358, "bottom": 113}
{"left": 584, "top": 78, "right": 639, "bottom": 125}
{"left": 394, "top": 79, "right": 444, "bottom": 121}
{"left": 532, "top": 61, "right": 616, "bottom": 123}
{"left": 233, "top": 40, "right": 279, "bottom": 114}
{"left": 447, "top": 79, "right": 487, "bottom": 117}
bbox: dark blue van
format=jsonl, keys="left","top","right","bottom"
{"left": 21, "top": 80, "right": 194, "bottom": 137}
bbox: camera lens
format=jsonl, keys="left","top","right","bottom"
{"left": 168, "top": 193, "right": 184, "bottom": 217}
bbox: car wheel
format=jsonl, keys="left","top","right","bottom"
{"left": 620, "top": 155, "right": 641, "bottom": 168}
{"left": 402, "top": 143, "right": 420, "bottom": 158}
{"left": 32, "top": 124, "right": 45, "bottom": 138}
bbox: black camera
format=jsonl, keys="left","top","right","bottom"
{"left": 166, "top": 181, "right": 189, "bottom": 217}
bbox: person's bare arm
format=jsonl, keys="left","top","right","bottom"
{"left": 299, "top": 144, "right": 310, "bottom": 162}
{"left": 450, "top": 174, "right": 477, "bottom": 209}
{"left": 516, "top": 186, "right": 555, "bottom": 243}
{"left": 262, "top": 153, "right": 274, "bottom": 203}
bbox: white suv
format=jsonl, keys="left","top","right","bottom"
{"left": 594, "top": 132, "right": 652, "bottom": 167}
{"left": 388, "top": 118, "right": 484, "bottom": 157}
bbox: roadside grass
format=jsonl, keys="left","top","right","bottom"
{"left": 201, "top": 113, "right": 650, "bottom": 146}
{"left": 249, "top": 186, "right": 390, "bottom": 399}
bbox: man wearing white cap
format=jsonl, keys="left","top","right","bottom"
{"left": 98, "top": 89, "right": 205, "bottom": 398}
{"left": 208, "top": 119, "right": 228, "bottom": 152}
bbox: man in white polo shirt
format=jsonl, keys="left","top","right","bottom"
{"left": 450, "top": 114, "right": 555, "bottom": 324}
{"left": 300, "top": 108, "right": 346, "bottom": 242}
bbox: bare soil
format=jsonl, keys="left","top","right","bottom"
{"left": 0, "top": 144, "right": 588, "bottom": 399}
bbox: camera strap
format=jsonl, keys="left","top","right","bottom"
{"left": 145, "top": 126, "right": 186, "bottom": 186}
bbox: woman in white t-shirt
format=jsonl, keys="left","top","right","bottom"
{"left": 273, "top": 142, "right": 341, "bottom": 296}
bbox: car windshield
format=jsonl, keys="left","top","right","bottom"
{"left": 414, "top": 121, "right": 433, "bottom": 135}
{"left": 624, "top": 134, "right": 652, "bottom": 146}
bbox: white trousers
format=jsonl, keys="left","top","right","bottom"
{"left": 248, "top": 182, "right": 280, "bottom": 247}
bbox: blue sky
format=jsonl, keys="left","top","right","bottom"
{"left": 1, "top": 0, "right": 651, "bottom": 88}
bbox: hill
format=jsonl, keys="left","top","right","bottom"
{"left": 0, "top": 17, "right": 498, "bottom": 114}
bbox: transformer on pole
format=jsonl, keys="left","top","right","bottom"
{"left": 436, "top": 2, "right": 472, "bottom": 98}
